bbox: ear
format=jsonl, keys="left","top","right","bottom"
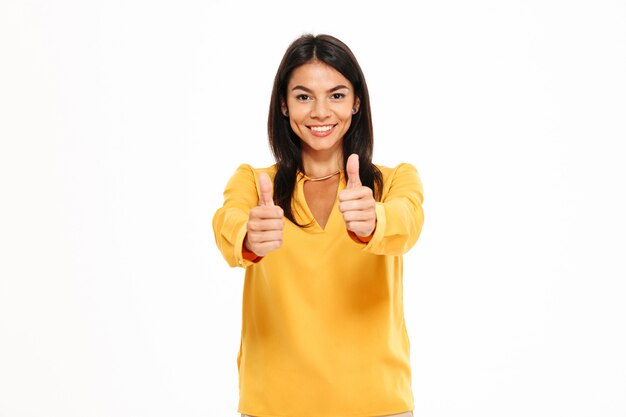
{"left": 352, "top": 96, "right": 361, "bottom": 114}
{"left": 281, "top": 101, "right": 289, "bottom": 117}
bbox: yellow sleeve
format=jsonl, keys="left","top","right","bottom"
{"left": 212, "top": 164, "right": 261, "bottom": 268}
{"left": 361, "top": 163, "right": 425, "bottom": 256}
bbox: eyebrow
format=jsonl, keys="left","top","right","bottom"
{"left": 291, "top": 85, "right": 350, "bottom": 93}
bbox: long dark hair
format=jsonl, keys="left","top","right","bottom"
{"left": 268, "top": 34, "right": 383, "bottom": 226}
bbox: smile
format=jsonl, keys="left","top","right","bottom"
{"left": 307, "top": 124, "right": 337, "bottom": 137}
{"left": 309, "top": 124, "right": 336, "bottom": 132}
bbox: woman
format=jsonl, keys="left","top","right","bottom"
{"left": 213, "top": 34, "right": 424, "bottom": 417}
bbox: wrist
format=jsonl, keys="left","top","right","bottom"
{"left": 242, "top": 234, "right": 262, "bottom": 261}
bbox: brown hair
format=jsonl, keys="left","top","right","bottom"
{"left": 267, "top": 34, "right": 383, "bottom": 226}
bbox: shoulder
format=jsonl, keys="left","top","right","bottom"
{"left": 374, "top": 162, "right": 423, "bottom": 197}
{"left": 225, "top": 163, "right": 278, "bottom": 194}
{"left": 221, "top": 163, "right": 278, "bottom": 205}
{"left": 375, "top": 162, "right": 420, "bottom": 181}
{"left": 230, "top": 163, "right": 278, "bottom": 180}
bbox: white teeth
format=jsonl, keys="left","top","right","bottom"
{"left": 311, "top": 125, "right": 333, "bottom": 132}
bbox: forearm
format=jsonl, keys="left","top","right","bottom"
{"left": 213, "top": 206, "right": 256, "bottom": 268}
{"left": 359, "top": 199, "right": 424, "bottom": 256}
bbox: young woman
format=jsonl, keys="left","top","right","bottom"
{"left": 213, "top": 34, "right": 424, "bottom": 417}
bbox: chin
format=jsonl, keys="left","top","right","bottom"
{"left": 306, "top": 141, "right": 342, "bottom": 153}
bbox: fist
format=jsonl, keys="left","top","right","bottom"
{"left": 338, "top": 154, "right": 377, "bottom": 238}
{"left": 244, "top": 172, "right": 284, "bottom": 257}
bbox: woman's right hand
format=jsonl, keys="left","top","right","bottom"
{"left": 244, "top": 173, "right": 284, "bottom": 257}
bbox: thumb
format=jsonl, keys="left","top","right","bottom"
{"left": 346, "top": 153, "right": 361, "bottom": 189}
{"left": 258, "top": 173, "right": 274, "bottom": 206}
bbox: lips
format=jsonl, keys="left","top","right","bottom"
{"left": 308, "top": 124, "right": 337, "bottom": 137}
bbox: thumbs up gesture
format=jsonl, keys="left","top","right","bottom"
{"left": 244, "top": 173, "right": 285, "bottom": 257}
{"left": 338, "top": 154, "right": 377, "bottom": 238}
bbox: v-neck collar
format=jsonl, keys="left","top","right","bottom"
{"left": 295, "top": 170, "right": 346, "bottom": 233}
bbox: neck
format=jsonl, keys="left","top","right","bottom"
{"left": 301, "top": 148, "right": 343, "bottom": 178}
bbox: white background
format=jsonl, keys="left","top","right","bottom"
{"left": 1, "top": 1, "right": 625, "bottom": 416}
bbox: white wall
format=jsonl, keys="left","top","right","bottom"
{"left": 1, "top": 1, "right": 625, "bottom": 416}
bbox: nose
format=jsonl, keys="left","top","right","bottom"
{"left": 310, "top": 99, "right": 331, "bottom": 120}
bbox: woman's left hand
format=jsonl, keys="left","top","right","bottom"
{"left": 338, "top": 154, "right": 377, "bottom": 238}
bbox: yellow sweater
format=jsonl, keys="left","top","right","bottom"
{"left": 212, "top": 162, "right": 424, "bottom": 417}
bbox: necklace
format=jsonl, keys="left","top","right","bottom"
{"left": 306, "top": 170, "right": 340, "bottom": 182}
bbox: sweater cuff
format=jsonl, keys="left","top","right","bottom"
{"left": 234, "top": 223, "right": 261, "bottom": 267}
{"left": 361, "top": 203, "right": 386, "bottom": 252}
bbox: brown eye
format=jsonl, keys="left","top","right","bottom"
{"left": 296, "top": 94, "right": 311, "bottom": 101}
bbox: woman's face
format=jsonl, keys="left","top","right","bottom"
{"left": 283, "top": 60, "right": 359, "bottom": 156}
